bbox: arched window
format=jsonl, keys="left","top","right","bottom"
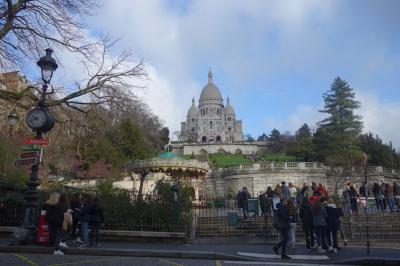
{"left": 217, "top": 148, "right": 226, "bottom": 153}
{"left": 235, "top": 149, "right": 243, "bottom": 154}
{"left": 209, "top": 121, "right": 213, "bottom": 129}
{"left": 216, "top": 136, "right": 221, "bottom": 142}
{"left": 191, "top": 118, "right": 195, "bottom": 122}
{"left": 201, "top": 136, "right": 207, "bottom": 142}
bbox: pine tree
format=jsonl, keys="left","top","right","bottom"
{"left": 289, "top": 124, "right": 315, "bottom": 161}
{"left": 315, "top": 77, "right": 363, "bottom": 162}
{"left": 269, "top": 128, "right": 281, "bottom": 153}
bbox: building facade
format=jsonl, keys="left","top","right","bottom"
{"left": 180, "top": 70, "right": 244, "bottom": 143}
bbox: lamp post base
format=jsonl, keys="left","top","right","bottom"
{"left": 10, "top": 207, "right": 38, "bottom": 245}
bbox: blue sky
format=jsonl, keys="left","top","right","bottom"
{"left": 41, "top": 0, "right": 400, "bottom": 148}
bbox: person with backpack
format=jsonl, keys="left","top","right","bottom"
{"left": 89, "top": 196, "right": 104, "bottom": 247}
{"left": 237, "top": 187, "right": 250, "bottom": 219}
{"left": 325, "top": 198, "right": 342, "bottom": 253}
{"left": 313, "top": 197, "right": 328, "bottom": 253}
{"left": 45, "top": 192, "right": 64, "bottom": 255}
{"left": 272, "top": 198, "right": 291, "bottom": 259}
{"left": 299, "top": 197, "right": 315, "bottom": 251}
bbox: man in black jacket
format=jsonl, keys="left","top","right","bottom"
{"left": 273, "top": 198, "right": 291, "bottom": 259}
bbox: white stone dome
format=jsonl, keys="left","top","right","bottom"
{"left": 187, "top": 97, "right": 199, "bottom": 116}
{"left": 199, "top": 69, "right": 223, "bottom": 105}
{"left": 224, "top": 97, "right": 235, "bottom": 115}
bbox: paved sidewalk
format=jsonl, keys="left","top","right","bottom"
{"left": 1, "top": 237, "right": 400, "bottom": 265}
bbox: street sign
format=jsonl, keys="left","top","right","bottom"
{"left": 23, "top": 138, "right": 50, "bottom": 145}
{"left": 15, "top": 158, "right": 37, "bottom": 167}
{"left": 21, "top": 144, "right": 42, "bottom": 151}
{"left": 20, "top": 151, "right": 40, "bottom": 159}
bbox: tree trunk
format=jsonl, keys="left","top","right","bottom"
{"left": 137, "top": 172, "right": 147, "bottom": 201}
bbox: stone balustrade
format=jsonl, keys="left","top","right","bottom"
{"left": 221, "top": 162, "right": 399, "bottom": 176}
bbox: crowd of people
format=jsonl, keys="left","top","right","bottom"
{"left": 44, "top": 192, "right": 104, "bottom": 255}
{"left": 236, "top": 179, "right": 400, "bottom": 260}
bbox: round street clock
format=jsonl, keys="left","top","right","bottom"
{"left": 26, "top": 107, "right": 55, "bottom": 133}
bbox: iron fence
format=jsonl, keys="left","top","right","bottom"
{"left": 192, "top": 195, "right": 400, "bottom": 242}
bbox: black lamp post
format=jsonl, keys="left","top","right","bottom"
{"left": 2, "top": 109, "right": 19, "bottom": 177}
{"left": 11, "top": 48, "right": 57, "bottom": 245}
{"left": 361, "top": 152, "right": 370, "bottom": 254}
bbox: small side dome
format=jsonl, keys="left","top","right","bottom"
{"left": 224, "top": 96, "right": 235, "bottom": 115}
{"left": 187, "top": 97, "right": 199, "bottom": 117}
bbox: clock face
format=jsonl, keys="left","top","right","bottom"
{"left": 27, "top": 108, "right": 47, "bottom": 129}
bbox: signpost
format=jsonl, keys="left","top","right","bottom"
{"left": 15, "top": 159, "right": 38, "bottom": 167}
{"left": 14, "top": 150, "right": 41, "bottom": 168}
{"left": 21, "top": 144, "right": 42, "bottom": 151}
{"left": 20, "top": 151, "right": 40, "bottom": 159}
{"left": 22, "top": 138, "right": 50, "bottom": 145}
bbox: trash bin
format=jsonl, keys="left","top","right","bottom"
{"left": 247, "top": 198, "right": 259, "bottom": 216}
{"left": 227, "top": 212, "right": 238, "bottom": 226}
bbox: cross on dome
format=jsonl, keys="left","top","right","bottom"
{"left": 208, "top": 68, "right": 212, "bottom": 82}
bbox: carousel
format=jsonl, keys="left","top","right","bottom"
{"left": 126, "top": 152, "right": 209, "bottom": 201}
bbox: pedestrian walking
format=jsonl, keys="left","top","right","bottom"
{"left": 281, "top": 181, "right": 290, "bottom": 199}
{"left": 287, "top": 199, "right": 297, "bottom": 251}
{"left": 313, "top": 197, "right": 328, "bottom": 253}
{"left": 325, "top": 198, "right": 342, "bottom": 253}
{"left": 372, "top": 182, "right": 384, "bottom": 212}
{"left": 288, "top": 183, "right": 297, "bottom": 203}
{"left": 237, "top": 187, "right": 250, "bottom": 219}
{"left": 79, "top": 194, "right": 93, "bottom": 247}
{"left": 266, "top": 186, "right": 274, "bottom": 215}
{"left": 299, "top": 197, "right": 315, "bottom": 251}
{"left": 45, "top": 192, "right": 64, "bottom": 255}
{"left": 57, "top": 193, "right": 71, "bottom": 248}
{"left": 272, "top": 198, "right": 291, "bottom": 259}
{"left": 386, "top": 183, "right": 396, "bottom": 212}
{"left": 70, "top": 192, "right": 82, "bottom": 243}
{"left": 258, "top": 191, "right": 267, "bottom": 216}
{"left": 89, "top": 196, "right": 104, "bottom": 247}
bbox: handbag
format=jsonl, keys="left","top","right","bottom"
{"left": 272, "top": 215, "right": 286, "bottom": 230}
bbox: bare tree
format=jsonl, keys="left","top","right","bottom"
{"left": 0, "top": 0, "right": 99, "bottom": 70}
{"left": 0, "top": 1, "right": 146, "bottom": 113}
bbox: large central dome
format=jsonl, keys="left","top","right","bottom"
{"left": 199, "top": 69, "right": 223, "bottom": 106}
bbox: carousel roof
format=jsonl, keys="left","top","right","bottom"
{"left": 157, "top": 152, "right": 181, "bottom": 159}
{"left": 127, "top": 152, "right": 209, "bottom": 177}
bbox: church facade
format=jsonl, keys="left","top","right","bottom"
{"left": 174, "top": 70, "right": 258, "bottom": 155}
{"left": 180, "top": 70, "right": 244, "bottom": 143}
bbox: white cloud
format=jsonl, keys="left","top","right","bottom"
{"left": 356, "top": 90, "right": 400, "bottom": 150}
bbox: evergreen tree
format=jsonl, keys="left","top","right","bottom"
{"left": 269, "top": 128, "right": 281, "bottom": 153}
{"left": 315, "top": 77, "right": 363, "bottom": 162}
{"left": 288, "top": 124, "right": 315, "bottom": 161}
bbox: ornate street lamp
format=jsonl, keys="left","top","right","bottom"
{"left": 12, "top": 49, "right": 57, "bottom": 245}
{"left": 2, "top": 109, "right": 19, "bottom": 177}
{"left": 7, "top": 109, "right": 19, "bottom": 127}
{"left": 361, "top": 152, "right": 370, "bottom": 254}
{"left": 37, "top": 48, "right": 58, "bottom": 84}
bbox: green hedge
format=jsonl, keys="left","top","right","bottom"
{"left": 209, "top": 154, "right": 252, "bottom": 168}
{"left": 262, "top": 153, "right": 297, "bottom": 162}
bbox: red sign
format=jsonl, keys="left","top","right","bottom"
{"left": 36, "top": 210, "right": 49, "bottom": 244}
{"left": 15, "top": 158, "right": 37, "bottom": 167}
{"left": 20, "top": 151, "right": 40, "bottom": 159}
{"left": 23, "top": 138, "right": 50, "bottom": 145}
